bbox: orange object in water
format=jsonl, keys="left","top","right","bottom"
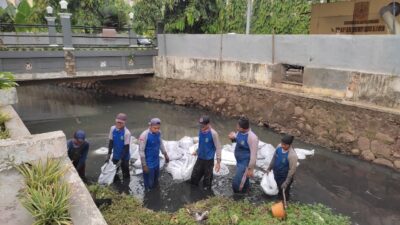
{"left": 271, "top": 201, "right": 286, "bottom": 218}
{"left": 271, "top": 188, "right": 287, "bottom": 219}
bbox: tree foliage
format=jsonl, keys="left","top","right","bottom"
{"left": 132, "top": 0, "right": 319, "bottom": 35}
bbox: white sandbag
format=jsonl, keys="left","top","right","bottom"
{"left": 259, "top": 144, "right": 276, "bottom": 159}
{"left": 296, "top": 152, "right": 306, "bottom": 160}
{"left": 193, "top": 137, "right": 199, "bottom": 144}
{"left": 258, "top": 141, "right": 266, "bottom": 149}
{"left": 159, "top": 157, "right": 165, "bottom": 169}
{"left": 94, "top": 147, "right": 109, "bottom": 155}
{"left": 98, "top": 160, "right": 117, "bottom": 185}
{"left": 135, "top": 169, "right": 143, "bottom": 175}
{"left": 130, "top": 136, "right": 138, "bottom": 145}
{"left": 165, "top": 141, "right": 179, "bottom": 151}
{"left": 166, "top": 153, "right": 197, "bottom": 180}
{"left": 166, "top": 159, "right": 185, "bottom": 180}
{"left": 256, "top": 158, "right": 270, "bottom": 168}
{"left": 178, "top": 136, "right": 194, "bottom": 149}
{"left": 130, "top": 143, "right": 139, "bottom": 160}
{"left": 222, "top": 144, "right": 234, "bottom": 153}
{"left": 213, "top": 163, "right": 229, "bottom": 176}
{"left": 188, "top": 143, "right": 198, "bottom": 155}
{"left": 133, "top": 158, "right": 142, "bottom": 168}
{"left": 181, "top": 154, "right": 197, "bottom": 181}
{"left": 254, "top": 170, "right": 264, "bottom": 179}
{"left": 221, "top": 149, "right": 236, "bottom": 166}
{"left": 295, "top": 148, "right": 315, "bottom": 156}
{"left": 167, "top": 146, "right": 185, "bottom": 161}
{"left": 261, "top": 171, "right": 279, "bottom": 195}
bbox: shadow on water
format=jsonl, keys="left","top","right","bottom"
{"left": 14, "top": 85, "right": 400, "bottom": 225}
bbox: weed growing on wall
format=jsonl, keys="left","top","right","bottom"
{"left": 16, "top": 159, "right": 72, "bottom": 225}
{"left": 0, "top": 112, "right": 10, "bottom": 139}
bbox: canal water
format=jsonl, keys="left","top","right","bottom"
{"left": 14, "top": 85, "right": 400, "bottom": 225}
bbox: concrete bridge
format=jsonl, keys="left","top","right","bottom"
{"left": 0, "top": 49, "right": 156, "bottom": 83}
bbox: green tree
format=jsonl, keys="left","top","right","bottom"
{"left": 251, "top": 0, "right": 312, "bottom": 34}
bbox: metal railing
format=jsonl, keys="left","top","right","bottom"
{"left": 0, "top": 23, "right": 157, "bottom": 49}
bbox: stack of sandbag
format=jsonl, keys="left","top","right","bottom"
{"left": 165, "top": 136, "right": 198, "bottom": 181}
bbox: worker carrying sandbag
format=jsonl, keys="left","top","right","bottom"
{"left": 190, "top": 115, "right": 222, "bottom": 190}
{"left": 106, "top": 113, "right": 132, "bottom": 180}
{"left": 261, "top": 170, "right": 279, "bottom": 195}
{"left": 228, "top": 116, "right": 259, "bottom": 193}
{"left": 139, "top": 118, "right": 170, "bottom": 191}
{"left": 266, "top": 134, "right": 298, "bottom": 201}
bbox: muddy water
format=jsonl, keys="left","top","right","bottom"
{"left": 14, "top": 85, "right": 400, "bottom": 225}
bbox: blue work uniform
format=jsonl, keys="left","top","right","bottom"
{"left": 143, "top": 131, "right": 162, "bottom": 190}
{"left": 190, "top": 129, "right": 216, "bottom": 188}
{"left": 112, "top": 127, "right": 130, "bottom": 161}
{"left": 273, "top": 146, "right": 290, "bottom": 187}
{"left": 232, "top": 132, "right": 251, "bottom": 193}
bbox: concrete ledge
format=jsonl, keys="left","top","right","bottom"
{"left": 14, "top": 69, "right": 154, "bottom": 82}
{"left": 0, "top": 88, "right": 18, "bottom": 107}
{"left": 63, "top": 159, "right": 108, "bottom": 225}
{"left": 1, "top": 105, "right": 31, "bottom": 138}
{"left": 0, "top": 131, "right": 67, "bottom": 171}
{"left": 0, "top": 168, "right": 34, "bottom": 225}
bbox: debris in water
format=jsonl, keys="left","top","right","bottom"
{"left": 195, "top": 211, "right": 209, "bottom": 221}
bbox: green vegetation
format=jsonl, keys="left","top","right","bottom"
{"left": 88, "top": 185, "right": 350, "bottom": 225}
{"left": 0, "top": 72, "right": 18, "bottom": 89}
{"left": 16, "top": 159, "right": 72, "bottom": 225}
{"left": 0, "top": 112, "right": 10, "bottom": 139}
{"left": 1, "top": 0, "right": 343, "bottom": 35}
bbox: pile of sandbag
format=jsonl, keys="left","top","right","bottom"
{"left": 165, "top": 136, "right": 197, "bottom": 181}
{"left": 95, "top": 136, "right": 315, "bottom": 192}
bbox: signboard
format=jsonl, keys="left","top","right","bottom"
{"left": 310, "top": 0, "right": 400, "bottom": 34}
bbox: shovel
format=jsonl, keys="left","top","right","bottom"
{"left": 271, "top": 188, "right": 287, "bottom": 219}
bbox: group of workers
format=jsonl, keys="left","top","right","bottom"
{"left": 67, "top": 113, "right": 298, "bottom": 200}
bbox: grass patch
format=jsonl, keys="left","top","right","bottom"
{"left": 16, "top": 159, "right": 72, "bottom": 225}
{"left": 88, "top": 185, "right": 350, "bottom": 225}
{"left": 0, "top": 112, "right": 11, "bottom": 139}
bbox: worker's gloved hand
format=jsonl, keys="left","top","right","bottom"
{"left": 105, "top": 154, "right": 111, "bottom": 163}
{"left": 281, "top": 181, "right": 288, "bottom": 190}
{"left": 164, "top": 154, "right": 170, "bottom": 163}
{"left": 142, "top": 165, "right": 149, "bottom": 174}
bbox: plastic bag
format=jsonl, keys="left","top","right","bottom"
{"left": 221, "top": 149, "right": 236, "bottom": 166}
{"left": 166, "top": 153, "right": 197, "bottom": 180}
{"left": 178, "top": 136, "right": 194, "bottom": 149}
{"left": 261, "top": 171, "right": 279, "bottom": 195}
{"left": 130, "top": 144, "right": 139, "bottom": 160}
{"left": 98, "top": 160, "right": 117, "bottom": 185}
{"left": 94, "top": 147, "right": 109, "bottom": 155}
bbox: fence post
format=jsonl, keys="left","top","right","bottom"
{"left": 59, "top": 13, "right": 73, "bottom": 50}
{"left": 45, "top": 16, "right": 58, "bottom": 46}
{"left": 129, "top": 28, "right": 137, "bottom": 47}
